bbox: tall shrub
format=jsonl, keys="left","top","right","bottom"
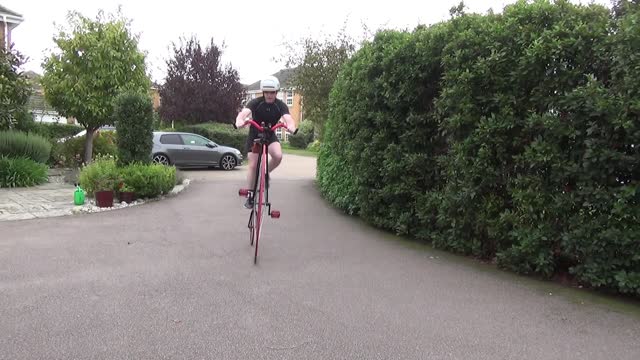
{"left": 114, "top": 91, "right": 154, "bottom": 165}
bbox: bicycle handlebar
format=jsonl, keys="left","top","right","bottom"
{"left": 233, "top": 119, "right": 298, "bottom": 135}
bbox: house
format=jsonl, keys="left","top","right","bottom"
{"left": 24, "top": 71, "right": 78, "bottom": 124}
{"left": 244, "top": 68, "right": 304, "bottom": 142}
{"left": 0, "top": 4, "right": 22, "bottom": 50}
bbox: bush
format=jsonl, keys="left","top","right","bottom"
{"left": 288, "top": 119, "right": 314, "bottom": 149}
{"left": 78, "top": 155, "right": 120, "bottom": 195}
{"left": 12, "top": 109, "right": 35, "bottom": 133}
{"left": 289, "top": 132, "right": 313, "bottom": 149}
{"left": 53, "top": 131, "right": 117, "bottom": 167}
{"left": 0, "top": 156, "right": 48, "bottom": 188}
{"left": 318, "top": 1, "right": 640, "bottom": 296}
{"left": 114, "top": 91, "right": 154, "bottom": 165}
{"left": 78, "top": 155, "right": 177, "bottom": 199}
{"left": 0, "top": 130, "right": 52, "bottom": 163}
{"left": 119, "top": 163, "right": 176, "bottom": 198}
{"left": 24, "top": 123, "right": 83, "bottom": 166}
{"left": 180, "top": 122, "right": 248, "bottom": 155}
{"left": 29, "top": 122, "right": 82, "bottom": 141}
{"left": 307, "top": 140, "right": 321, "bottom": 152}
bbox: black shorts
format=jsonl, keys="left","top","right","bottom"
{"left": 245, "top": 131, "right": 279, "bottom": 154}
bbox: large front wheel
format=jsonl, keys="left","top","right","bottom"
{"left": 254, "top": 150, "right": 267, "bottom": 264}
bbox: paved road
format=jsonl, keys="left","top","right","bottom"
{"left": 1, "top": 155, "right": 639, "bottom": 360}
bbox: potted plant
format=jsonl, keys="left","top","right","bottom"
{"left": 118, "top": 182, "right": 136, "bottom": 203}
{"left": 78, "top": 155, "right": 121, "bottom": 208}
{"left": 94, "top": 174, "right": 120, "bottom": 208}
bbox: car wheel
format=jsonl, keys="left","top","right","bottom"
{"left": 153, "top": 153, "right": 171, "bottom": 165}
{"left": 220, "top": 154, "right": 237, "bottom": 170}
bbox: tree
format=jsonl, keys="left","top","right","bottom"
{"left": 159, "top": 36, "right": 245, "bottom": 125}
{"left": 41, "top": 9, "right": 151, "bottom": 164}
{"left": 282, "top": 23, "right": 358, "bottom": 140}
{"left": 0, "top": 45, "right": 32, "bottom": 130}
{"left": 612, "top": 0, "right": 640, "bottom": 19}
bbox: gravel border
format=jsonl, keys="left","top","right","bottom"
{"left": 71, "top": 179, "right": 191, "bottom": 215}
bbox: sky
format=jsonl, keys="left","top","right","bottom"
{"left": 3, "top": 0, "right": 612, "bottom": 85}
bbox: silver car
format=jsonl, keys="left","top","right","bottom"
{"left": 151, "top": 131, "right": 243, "bottom": 170}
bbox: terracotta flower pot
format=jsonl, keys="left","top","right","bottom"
{"left": 119, "top": 191, "right": 136, "bottom": 204}
{"left": 95, "top": 190, "right": 114, "bottom": 208}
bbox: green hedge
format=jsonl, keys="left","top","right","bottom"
{"left": 114, "top": 91, "right": 154, "bottom": 165}
{"left": 178, "top": 122, "right": 248, "bottom": 155}
{"left": 0, "top": 130, "right": 51, "bottom": 163}
{"left": 318, "top": 0, "right": 640, "bottom": 296}
{"left": 0, "top": 156, "right": 48, "bottom": 188}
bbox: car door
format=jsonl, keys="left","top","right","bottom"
{"left": 158, "top": 133, "right": 188, "bottom": 165}
{"left": 179, "top": 134, "right": 220, "bottom": 165}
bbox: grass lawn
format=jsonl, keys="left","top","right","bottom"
{"left": 281, "top": 143, "right": 317, "bottom": 157}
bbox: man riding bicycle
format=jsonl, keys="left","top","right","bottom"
{"left": 235, "top": 75, "right": 297, "bottom": 208}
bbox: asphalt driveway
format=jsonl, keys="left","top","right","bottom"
{"left": 1, "top": 155, "right": 638, "bottom": 359}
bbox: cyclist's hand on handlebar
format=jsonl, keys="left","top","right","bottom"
{"left": 234, "top": 119, "right": 246, "bottom": 128}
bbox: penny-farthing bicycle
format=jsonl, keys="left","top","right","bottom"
{"left": 234, "top": 119, "right": 297, "bottom": 264}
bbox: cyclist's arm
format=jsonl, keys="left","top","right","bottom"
{"left": 277, "top": 100, "right": 296, "bottom": 133}
{"left": 235, "top": 108, "right": 251, "bottom": 128}
{"left": 282, "top": 114, "right": 296, "bottom": 133}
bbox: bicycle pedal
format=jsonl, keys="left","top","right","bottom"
{"left": 239, "top": 188, "right": 250, "bottom": 197}
{"left": 270, "top": 210, "right": 281, "bottom": 219}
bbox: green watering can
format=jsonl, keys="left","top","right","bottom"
{"left": 74, "top": 184, "right": 86, "bottom": 205}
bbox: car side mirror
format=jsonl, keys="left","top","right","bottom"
{"left": 206, "top": 142, "right": 216, "bottom": 148}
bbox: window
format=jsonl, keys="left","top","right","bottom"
{"left": 286, "top": 91, "right": 293, "bottom": 106}
{"left": 160, "top": 134, "right": 183, "bottom": 145}
{"left": 181, "top": 134, "right": 210, "bottom": 146}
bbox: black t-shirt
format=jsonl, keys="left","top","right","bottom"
{"left": 246, "top": 96, "right": 290, "bottom": 128}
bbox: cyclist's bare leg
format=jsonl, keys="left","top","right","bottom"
{"left": 246, "top": 152, "right": 258, "bottom": 189}
{"left": 267, "top": 142, "right": 283, "bottom": 173}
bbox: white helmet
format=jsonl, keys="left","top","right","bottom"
{"left": 260, "top": 75, "right": 280, "bottom": 92}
